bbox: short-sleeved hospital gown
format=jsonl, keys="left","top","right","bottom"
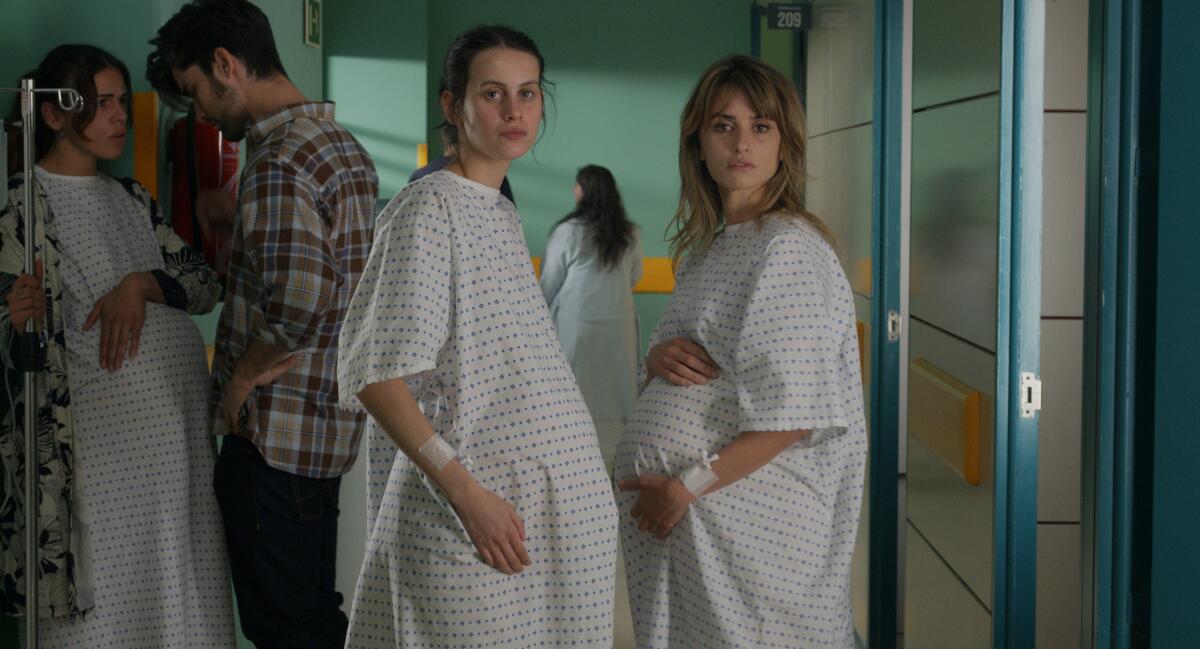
{"left": 615, "top": 215, "right": 868, "bottom": 648}
{"left": 337, "top": 170, "right": 617, "bottom": 648}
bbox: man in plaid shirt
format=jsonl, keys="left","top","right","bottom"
{"left": 148, "top": 2, "right": 378, "bottom": 646}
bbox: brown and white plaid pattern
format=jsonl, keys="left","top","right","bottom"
{"left": 210, "top": 102, "right": 378, "bottom": 478}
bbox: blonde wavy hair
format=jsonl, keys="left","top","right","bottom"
{"left": 668, "top": 55, "right": 834, "bottom": 265}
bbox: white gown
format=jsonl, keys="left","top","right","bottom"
{"left": 539, "top": 219, "right": 643, "bottom": 466}
{"left": 615, "top": 215, "right": 868, "bottom": 649}
{"left": 35, "top": 170, "right": 235, "bottom": 647}
{"left": 338, "top": 171, "right": 617, "bottom": 648}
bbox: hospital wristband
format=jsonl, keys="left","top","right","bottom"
{"left": 418, "top": 435, "right": 458, "bottom": 471}
{"left": 677, "top": 452, "right": 720, "bottom": 497}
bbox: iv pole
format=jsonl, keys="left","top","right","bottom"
{"left": 1, "top": 78, "right": 82, "bottom": 649}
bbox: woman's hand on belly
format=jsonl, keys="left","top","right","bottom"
{"left": 620, "top": 474, "right": 696, "bottom": 539}
{"left": 647, "top": 337, "right": 720, "bottom": 386}
{"left": 82, "top": 271, "right": 156, "bottom": 371}
{"left": 449, "top": 484, "right": 531, "bottom": 575}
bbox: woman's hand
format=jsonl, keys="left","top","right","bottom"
{"left": 449, "top": 484, "right": 530, "bottom": 575}
{"left": 83, "top": 272, "right": 154, "bottom": 371}
{"left": 5, "top": 261, "right": 46, "bottom": 331}
{"left": 356, "top": 378, "right": 530, "bottom": 574}
{"left": 620, "top": 474, "right": 696, "bottom": 539}
{"left": 646, "top": 337, "right": 719, "bottom": 386}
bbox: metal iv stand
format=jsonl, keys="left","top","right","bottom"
{"left": 0, "top": 78, "right": 83, "bottom": 649}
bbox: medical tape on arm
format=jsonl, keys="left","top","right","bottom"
{"left": 418, "top": 435, "right": 458, "bottom": 471}
{"left": 678, "top": 452, "right": 720, "bottom": 498}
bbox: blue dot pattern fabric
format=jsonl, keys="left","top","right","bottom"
{"left": 338, "top": 171, "right": 617, "bottom": 647}
{"left": 615, "top": 215, "right": 867, "bottom": 649}
{"left": 35, "top": 169, "right": 236, "bottom": 647}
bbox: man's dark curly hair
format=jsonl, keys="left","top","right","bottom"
{"left": 146, "top": 0, "right": 287, "bottom": 108}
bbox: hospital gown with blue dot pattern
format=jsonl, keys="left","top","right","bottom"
{"left": 338, "top": 171, "right": 618, "bottom": 648}
{"left": 616, "top": 215, "right": 867, "bottom": 649}
{"left": 34, "top": 169, "right": 235, "bottom": 648}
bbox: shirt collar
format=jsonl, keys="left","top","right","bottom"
{"left": 247, "top": 102, "right": 336, "bottom": 147}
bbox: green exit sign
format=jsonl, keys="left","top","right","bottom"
{"left": 768, "top": 3, "right": 813, "bottom": 30}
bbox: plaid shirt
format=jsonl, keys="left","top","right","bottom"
{"left": 210, "top": 102, "right": 378, "bottom": 478}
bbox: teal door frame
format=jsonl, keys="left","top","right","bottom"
{"left": 756, "top": 2, "right": 1043, "bottom": 646}
{"left": 993, "top": 0, "right": 1043, "bottom": 647}
{"left": 1143, "top": 4, "right": 1200, "bottom": 647}
{"left": 867, "top": 0, "right": 903, "bottom": 647}
{"left": 1082, "top": 0, "right": 1156, "bottom": 647}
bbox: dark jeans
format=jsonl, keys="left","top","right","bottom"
{"left": 214, "top": 434, "right": 348, "bottom": 649}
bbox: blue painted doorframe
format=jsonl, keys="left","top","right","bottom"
{"left": 994, "top": 1, "right": 1043, "bottom": 647}
{"left": 1146, "top": 2, "right": 1200, "bottom": 646}
{"left": 868, "top": 0, "right": 902, "bottom": 647}
{"left": 1082, "top": 0, "right": 1158, "bottom": 647}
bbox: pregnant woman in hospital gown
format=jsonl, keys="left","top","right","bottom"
{"left": 337, "top": 25, "right": 616, "bottom": 648}
{"left": 616, "top": 55, "right": 868, "bottom": 649}
{"left": 0, "top": 45, "right": 233, "bottom": 648}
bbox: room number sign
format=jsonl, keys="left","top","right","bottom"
{"left": 768, "top": 3, "right": 813, "bottom": 31}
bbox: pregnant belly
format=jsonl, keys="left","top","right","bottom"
{"left": 66, "top": 302, "right": 209, "bottom": 389}
{"left": 618, "top": 377, "right": 741, "bottom": 477}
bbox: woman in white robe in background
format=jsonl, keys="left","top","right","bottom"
{"left": 540, "top": 164, "right": 643, "bottom": 468}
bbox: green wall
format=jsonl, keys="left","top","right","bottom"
{"left": 324, "top": 0, "right": 427, "bottom": 198}
{"left": 1150, "top": 0, "right": 1200, "bottom": 646}
{"left": 325, "top": 0, "right": 751, "bottom": 350}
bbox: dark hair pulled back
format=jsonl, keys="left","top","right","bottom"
{"left": 437, "top": 24, "right": 550, "bottom": 152}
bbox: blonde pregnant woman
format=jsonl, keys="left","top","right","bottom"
{"left": 616, "top": 55, "right": 868, "bottom": 649}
